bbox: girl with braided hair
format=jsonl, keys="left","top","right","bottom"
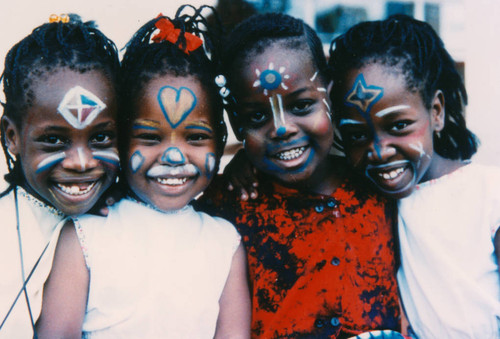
{"left": 37, "top": 6, "right": 250, "bottom": 338}
{"left": 0, "top": 14, "right": 120, "bottom": 338}
{"left": 329, "top": 15, "right": 499, "bottom": 338}
{"left": 196, "top": 12, "right": 401, "bottom": 338}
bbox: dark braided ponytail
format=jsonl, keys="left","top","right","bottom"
{"left": 0, "top": 14, "right": 120, "bottom": 197}
{"left": 329, "top": 14, "right": 477, "bottom": 160}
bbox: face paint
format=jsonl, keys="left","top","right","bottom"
{"left": 205, "top": 152, "right": 216, "bottom": 177}
{"left": 77, "top": 147, "right": 86, "bottom": 171}
{"left": 93, "top": 150, "right": 120, "bottom": 167}
{"left": 310, "top": 71, "right": 318, "bottom": 82}
{"left": 36, "top": 152, "right": 66, "bottom": 173}
{"left": 161, "top": 147, "right": 185, "bottom": 165}
{"left": 133, "top": 119, "right": 160, "bottom": 130}
{"left": 375, "top": 105, "right": 411, "bottom": 118}
{"left": 57, "top": 86, "right": 107, "bottom": 129}
{"left": 147, "top": 163, "right": 199, "bottom": 178}
{"left": 269, "top": 94, "right": 287, "bottom": 136}
{"left": 344, "top": 73, "right": 384, "bottom": 156}
{"left": 252, "top": 63, "right": 290, "bottom": 96}
{"left": 157, "top": 86, "right": 197, "bottom": 129}
{"left": 185, "top": 121, "right": 213, "bottom": 134}
{"left": 262, "top": 136, "right": 315, "bottom": 174}
{"left": 366, "top": 160, "right": 416, "bottom": 194}
{"left": 130, "top": 150, "right": 145, "bottom": 173}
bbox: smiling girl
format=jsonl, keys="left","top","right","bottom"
{"left": 329, "top": 15, "right": 500, "bottom": 338}
{"left": 0, "top": 14, "right": 119, "bottom": 337}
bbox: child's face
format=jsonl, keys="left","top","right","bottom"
{"left": 337, "top": 63, "right": 444, "bottom": 198}
{"left": 4, "top": 69, "right": 118, "bottom": 215}
{"left": 126, "top": 75, "right": 218, "bottom": 211}
{"left": 232, "top": 45, "right": 334, "bottom": 187}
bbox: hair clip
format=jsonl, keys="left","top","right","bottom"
{"left": 152, "top": 16, "right": 203, "bottom": 55}
{"left": 215, "top": 74, "right": 231, "bottom": 104}
{"left": 49, "top": 14, "right": 70, "bottom": 24}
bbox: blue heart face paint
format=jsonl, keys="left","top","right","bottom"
{"left": 126, "top": 75, "right": 219, "bottom": 211}
{"left": 231, "top": 46, "right": 335, "bottom": 192}
{"left": 338, "top": 63, "right": 441, "bottom": 198}
{"left": 12, "top": 69, "right": 118, "bottom": 216}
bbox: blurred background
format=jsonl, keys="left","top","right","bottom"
{"left": 1, "top": 0, "right": 499, "bottom": 189}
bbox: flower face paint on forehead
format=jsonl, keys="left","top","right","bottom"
{"left": 57, "top": 86, "right": 107, "bottom": 129}
{"left": 253, "top": 62, "right": 291, "bottom": 96}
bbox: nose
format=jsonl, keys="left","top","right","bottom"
{"left": 367, "top": 137, "right": 396, "bottom": 162}
{"left": 160, "top": 147, "right": 186, "bottom": 166}
{"left": 62, "top": 146, "right": 99, "bottom": 172}
{"left": 268, "top": 95, "right": 298, "bottom": 140}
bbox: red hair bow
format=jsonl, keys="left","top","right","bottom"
{"left": 152, "top": 17, "right": 203, "bottom": 55}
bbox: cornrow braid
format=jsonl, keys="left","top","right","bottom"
{"left": 329, "top": 14, "right": 477, "bottom": 160}
{"left": 0, "top": 14, "right": 120, "bottom": 197}
{"left": 119, "top": 5, "right": 227, "bottom": 162}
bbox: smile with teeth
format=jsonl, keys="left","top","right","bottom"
{"left": 379, "top": 167, "right": 405, "bottom": 180}
{"left": 155, "top": 177, "right": 189, "bottom": 186}
{"left": 57, "top": 182, "right": 96, "bottom": 196}
{"left": 275, "top": 147, "right": 306, "bottom": 161}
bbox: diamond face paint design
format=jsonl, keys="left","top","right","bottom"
{"left": 161, "top": 147, "right": 185, "bottom": 165}
{"left": 57, "top": 86, "right": 107, "bottom": 129}
{"left": 130, "top": 150, "right": 145, "bottom": 173}
{"left": 157, "top": 86, "right": 197, "bottom": 129}
{"left": 36, "top": 152, "right": 66, "bottom": 173}
{"left": 205, "top": 152, "right": 216, "bottom": 177}
{"left": 253, "top": 63, "right": 290, "bottom": 96}
{"left": 93, "top": 150, "right": 120, "bottom": 167}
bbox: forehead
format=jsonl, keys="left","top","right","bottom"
{"left": 30, "top": 68, "right": 114, "bottom": 108}
{"left": 138, "top": 75, "right": 212, "bottom": 123}
{"left": 344, "top": 63, "right": 406, "bottom": 94}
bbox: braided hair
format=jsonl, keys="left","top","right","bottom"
{"left": 0, "top": 14, "right": 120, "bottom": 196}
{"left": 329, "top": 14, "right": 478, "bottom": 160}
{"left": 220, "top": 12, "right": 330, "bottom": 137}
{"left": 119, "top": 5, "right": 227, "bottom": 163}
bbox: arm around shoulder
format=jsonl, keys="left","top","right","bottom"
{"left": 215, "top": 243, "right": 251, "bottom": 339}
{"left": 36, "top": 220, "right": 89, "bottom": 339}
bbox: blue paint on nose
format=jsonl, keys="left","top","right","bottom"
{"left": 276, "top": 126, "right": 287, "bottom": 137}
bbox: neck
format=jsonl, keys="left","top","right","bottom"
{"left": 422, "top": 153, "right": 466, "bottom": 183}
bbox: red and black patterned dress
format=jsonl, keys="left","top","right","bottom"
{"left": 196, "top": 161, "right": 400, "bottom": 338}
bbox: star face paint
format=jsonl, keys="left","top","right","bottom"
{"left": 126, "top": 75, "right": 218, "bottom": 211}
{"left": 338, "top": 63, "right": 442, "bottom": 198}
{"left": 12, "top": 69, "right": 118, "bottom": 216}
{"left": 231, "top": 46, "right": 334, "bottom": 192}
{"left": 57, "top": 85, "right": 107, "bottom": 129}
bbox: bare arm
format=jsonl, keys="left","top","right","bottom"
{"left": 495, "top": 228, "right": 500, "bottom": 275}
{"left": 224, "top": 149, "right": 259, "bottom": 201}
{"left": 214, "top": 243, "right": 251, "bottom": 339}
{"left": 36, "top": 221, "right": 89, "bottom": 339}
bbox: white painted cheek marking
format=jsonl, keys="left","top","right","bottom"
{"left": 374, "top": 105, "right": 411, "bottom": 118}
{"left": 36, "top": 152, "right": 66, "bottom": 173}
{"left": 317, "top": 87, "right": 327, "bottom": 92}
{"left": 92, "top": 150, "right": 120, "bottom": 165}
{"left": 322, "top": 99, "right": 332, "bottom": 120}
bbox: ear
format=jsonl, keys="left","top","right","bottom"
{"left": 430, "top": 90, "right": 445, "bottom": 132}
{"left": 1, "top": 116, "right": 21, "bottom": 156}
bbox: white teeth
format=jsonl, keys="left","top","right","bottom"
{"left": 379, "top": 167, "right": 405, "bottom": 180}
{"left": 276, "top": 147, "right": 305, "bottom": 160}
{"left": 156, "top": 177, "right": 188, "bottom": 186}
{"left": 57, "top": 182, "right": 96, "bottom": 196}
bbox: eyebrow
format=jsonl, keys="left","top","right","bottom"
{"left": 374, "top": 105, "right": 411, "bottom": 118}
{"left": 185, "top": 122, "right": 214, "bottom": 133}
{"left": 339, "top": 119, "right": 364, "bottom": 127}
{"left": 133, "top": 119, "right": 160, "bottom": 130}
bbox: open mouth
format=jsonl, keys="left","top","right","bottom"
{"left": 365, "top": 160, "right": 415, "bottom": 195}
{"left": 274, "top": 146, "right": 306, "bottom": 161}
{"left": 55, "top": 181, "right": 98, "bottom": 196}
{"left": 154, "top": 177, "right": 189, "bottom": 186}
